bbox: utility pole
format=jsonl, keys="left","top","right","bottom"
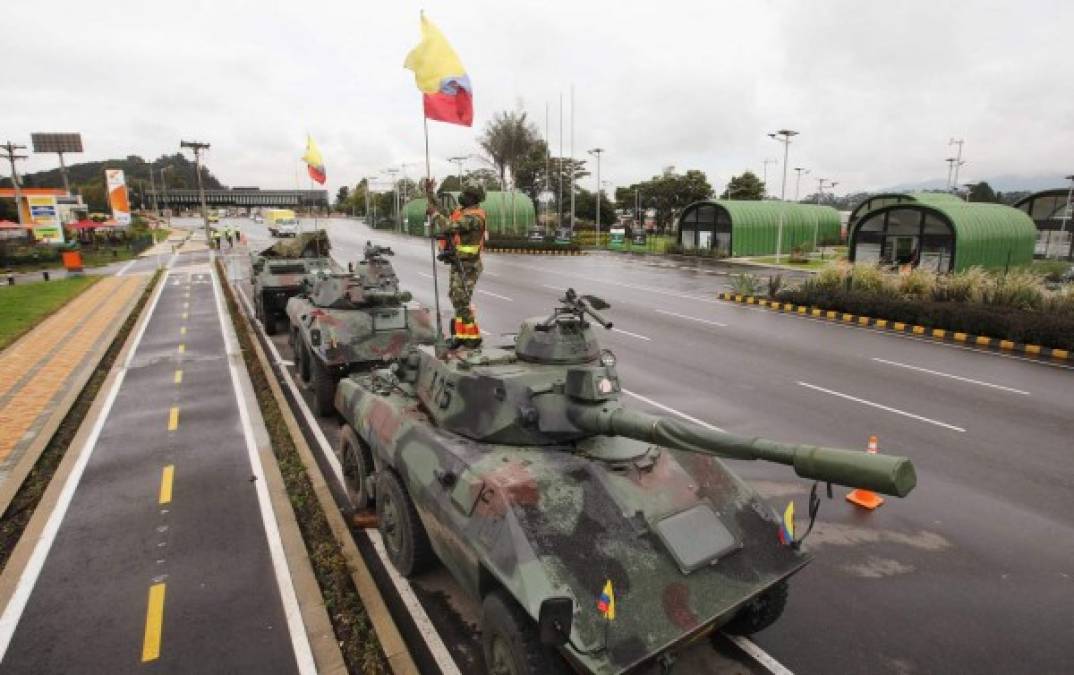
{"left": 148, "top": 164, "right": 159, "bottom": 217}
{"left": 949, "top": 138, "right": 965, "bottom": 190}
{"left": 180, "top": 140, "right": 211, "bottom": 240}
{"left": 945, "top": 158, "right": 957, "bottom": 191}
{"left": 558, "top": 92, "right": 564, "bottom": 229}
{"left": 815, "top": 178, "right": 837, "bottom": 253}
{"left": 793, "top": 167, "right": 810, "bottom": 201}
{"left": 762, "top": 158, "right": 777, "bottom": 198}
{"left": 1, "top": 142, "right": 28, "bottom": 225}
{"left": 383, "top": 168, "right": 399, "bottom": 232}
{"left": 768, "top": 129, "right": 798, "bottom": 263}
{"left": 570, "top": 84, "right": 576, "bottom": 233}
{"left": 588, "top": 148, "right": 604, "bottom": 245}
{"left": 160, "top": 167, "right": 171, "bottom": 222}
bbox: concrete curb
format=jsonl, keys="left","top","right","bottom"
{"left": 230, "top": 273, "right": 418, "bottom": 675}
{"left": 717, "top": 291, "right": 1071, "bottom": 363}
{"left": 0, "top": 275, "right": 150, "bottom": 521}
{"left": 486, "top": 247, "right": 585, "bottom": 256}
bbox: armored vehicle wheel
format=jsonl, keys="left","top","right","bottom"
{"left": 481, "top": 591, "right": 568, "bottom": 675}
{"left": 297, "top": 342, "right": 313, "bottom": 387}
{"left": 375, "top": 470, "right": 434, "bottom": 576}
{"left": 340, "top": 425, "right": 374, "bottom": 510}
{"left": 721, "top": 580, "right": 788, "bottom": 635}
{"left": 309, "top": 353, "right": 338, "bottom": 417}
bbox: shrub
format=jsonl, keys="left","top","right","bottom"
{"left": 729, "top": 273, "right": 760, "bottom": 296}
{"left": 814, "top": 262, "right": 850, "bottom": 292}
{"left": 934, "top": 266, "right": 989, "bottom": 303}
{"left": 788, "top": 246, "right": 809, "bottom": 263}
{"left": 849, "top": 264, "right": 894, "bottom": 296}
{"left": 1044, "top": 285, "right": 1074, "bottom": 314}
{"left": 1030, "top": 259, "right": 1072, "bottom": 283}
{"left": 897, "top": 267, "right": 936, "bottom": 298}
{"left": 988, "top": 269, "right": 1044, "bottom": 310}
{"left": 767, "top": 274, "right": 784, "bottom": 299}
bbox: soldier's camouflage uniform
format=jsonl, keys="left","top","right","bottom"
{"left": 431, "top": 205, "right": 486, "bottom": 344}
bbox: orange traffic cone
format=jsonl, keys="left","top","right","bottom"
{"left": 846, "top": 435, "right": 885, "bottom": 510}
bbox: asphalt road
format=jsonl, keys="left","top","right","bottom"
{"left": 225, "top": 216, "right": 1073, "bottom": 674}
{"left": 0, "top": 252, "right": 303, "bottom": 673}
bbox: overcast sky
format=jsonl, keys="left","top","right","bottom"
{"left": 7, "top": 0, "right": 1073, "bottom": 197}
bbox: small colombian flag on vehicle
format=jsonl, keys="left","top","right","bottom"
{"left": 597, "top": 580, "right": 615, "bottom": 621}
{"left": 778, "top": 500, "right": 795, "bottom": 545}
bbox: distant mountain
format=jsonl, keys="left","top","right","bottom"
{"left": 885, "top": 174, "right": 1067, "bottom": 193}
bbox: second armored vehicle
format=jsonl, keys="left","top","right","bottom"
{"left": 334, "top": 290, "right": 917, "bottom": 674}
{"left": 287, "top": 242, "right": 436, "bottom": 415}
{"left": 251, "top": 230, "right": 336, "bottom": 335}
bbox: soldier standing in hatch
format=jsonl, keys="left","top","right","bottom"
{"left": 424, "top": 179, "right": 487, "bottom": 349}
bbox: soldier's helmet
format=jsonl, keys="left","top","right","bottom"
{"left": 459, "top": 180, "right": 486, "bottom": 207}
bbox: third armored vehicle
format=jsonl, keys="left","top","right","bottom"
{"left": 250, "top": 230, "right": 336, "bottom": 335}
{"left": 334, "top": 289, "right": 917, "bottom": 674}
{"left": 287, "top": 242, "right": 436, "bottom": 415}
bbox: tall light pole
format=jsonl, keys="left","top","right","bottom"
{"left": 160, "top": 166, "right": 171, "bottom": 222}
{"left": 945, "top": 157, "right": 957, "bottom": 191}
{"left": 1, "top": 141, "right": 28, "bottom": 225}
{"left": 768, "top": 129, "right": 798, "bottom": 263}
{"left": 382, "top": 168, "right": 399, "bottom": 232}
{"left": 793, "top": 167, "right": 810, "bottom": 201}
{"left": 762, "top": 158, "right": 777, "bottom": 198}
{"left": 588, "top": 147, "right": 604, "bottom": 245}
{"left": 447, "top": 155, "right": 467, "bottom": 186}
{"left": 814, "top": 178, "right": 837, "bottom": 254}
{"left": 949, "top": 138, "right": 965, "bottom": 190}
{"left": 1062, "top": 174, "right": 1074, "bottom": 260}
{"left": 180, "top": 140, "right": 211, "bottom": 240}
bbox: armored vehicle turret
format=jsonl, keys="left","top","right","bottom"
{"left": 287, "top": 241, "right": 435, "bottom": 415}
{"left": 250, "top": 230, "right": 336, "bottom": 334}
{"left": 334, "top": 289, "right": 917, "bottom": 674}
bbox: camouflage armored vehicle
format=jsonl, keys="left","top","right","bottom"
{"left": 250, "top": 230, "right": 336, "bottom": 335}
{"left": 334, "top": 289, "right": 917, "bottom": 674}
{"left": 287, "top": 242, "right": 436, "bottom": 415}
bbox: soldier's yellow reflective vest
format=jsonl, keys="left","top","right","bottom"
{"left": 448, "top": 207, "right": 487, "bottom": 256}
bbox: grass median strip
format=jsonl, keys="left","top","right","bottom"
{"left": 0, "top": 271, "right": 161, "bottom": 573}
{"left": 215, "top": 261, "right": 388, "bottom": 674}
{"left": 0, "top": 277, "right": 100, "bottom": 351}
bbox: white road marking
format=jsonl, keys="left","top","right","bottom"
{"left": 870, "top": 358, "right": 1030, "bottom": 395}
{"left": 416, "top": 271, "right": 432, "bottom": 279}
{"left": 612, "top": 327, "right": 652, "bottom": 341}
{"left": 656, "top": 309, "right": 728, "bottom": 327}
{"left": 116, "top": 260, "right": 137, "bottom": 276}
{"left": 0, "top": 270, "right": 169, "bottom": 659}
{"left": 211, "top": 264, "right": 316, "bottom": 674}
{"left": 621, "top": 389, "right": 725, "bottom": 431}
{"left": 367, "top": 531, "right": 462, "bottom": 675}
{"left": 727, "top": 635, "right": 795, "bottom": 675}
{"left": 477, "top": 289, "right": 513, "bottom": 301}
{"left": 236, "top": 286, "right": 344, "bottom": 487}
{"left": 797, "top": 381, "right": 966, "bottom": 432}
{"left": 515, "top": 262, "right": 721, "bottom": 304}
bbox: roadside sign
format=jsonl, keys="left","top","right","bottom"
{"left": 105, "top": 169, "right": 131, "bottom": 225}
{"left": 27, "top": 195, "right": 65, "bottom": 244}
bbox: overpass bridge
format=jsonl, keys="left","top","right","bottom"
{"left": 146, "top": 187, "right": 328, "bottom": 210}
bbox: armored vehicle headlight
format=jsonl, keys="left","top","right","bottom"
{"left": 600, "top": 349, "right": 617, "bottom": 368}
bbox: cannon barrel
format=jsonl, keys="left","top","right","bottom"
{"left": 570, "top": 406, "right": 916, "bottom": 497}
{"left": 362, "top": 289, "right": 412, "bottom": 304}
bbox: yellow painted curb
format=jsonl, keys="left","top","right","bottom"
{"left": 1053, "top": 349, "right": 1069, "bottom": 360}
{"left": 999, "top": 340, "right": 1015, "bottom": 351}
{"left": 954, "top": 332, "right": 968, "bottom": 342}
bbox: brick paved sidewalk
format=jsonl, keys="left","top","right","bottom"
{"left": 0, "top": 275, "right": 149, "bottom": 491}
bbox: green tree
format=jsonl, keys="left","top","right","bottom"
{"left": 623, "top": 169, "right": 713, "bottom": 229}
{"left": 968, "top": 181, "right": 999, "bottom": 203}
{"left": 720, "top": 171, "right": 765, "bottom": 200}
{"left": 478, "top": 110, "right": 542, "bottom": 187}
{"left": 574, "top": 189, "right": 617, "bottom": 226}
{"left": 335, "top": 185, "right": 350, "bottom": 210}
{"left": 463, "top": 168, "right": 503, "bottom": 191}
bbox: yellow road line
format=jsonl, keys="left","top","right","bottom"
{"left": 180, "top": 326, "right": 186, "bottom": 335}
{"left": 181, "top": 312, "right": 188, "bottom": 320}
{"left": 168, "top": 407, "right": 179, "bottom": 431}
{"left": 174, "top": 369, "right": 183, "bottom": 384}
{"left": 141, "top": 583, "right": 166, "bottom": 662}
{"left": 159, "top": 465, "right": 174, "bottom": 504}
{"left": 178, "top": 344, "right": 185, "bottom": 354}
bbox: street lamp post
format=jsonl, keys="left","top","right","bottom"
{"left": 588, "top": 148, "right": 604, "bottom": 245}
{"left": 180, "top": 140, "right": 211, "bottom": 241}
{"left": 382, "top": 168, "right": 399, "bottom": 232}
{"left": 762, "top": 158, "right": 777, "bottom": 198}
{"left": 768, "top": 129, "right": 798, "bottom": 263}
{"left": 949, "top": 138, "right": 965, "bottom": 190}
{"left": 793, "top": 167, "right": 810, "bottom": 201}
{"left": 814, "top": 179, "right": 837, "bottom": 254}
{"left": 447, "top": 155, "right": 467, "bottom": 186}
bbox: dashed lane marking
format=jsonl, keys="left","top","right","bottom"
{"left": 655, "top": 309, "right": 728, "bottom": 327}
{"left": 870, "top": 357, "right": 1030, "bottom": 395}
{"left": 727, "top": 635, "right": 794, "bottom": 675}
{"left": 612, "top": 327, "right": 652, "bottom": 341}
{"left": 178, "top": 344, "right": 185, "bottom": 354}
{"left": 173, "top": 370, "right": 182, "bottom": 384}
{"left": 180, "top": 326, "right": 186, "bottom": 336}
{"left": 158, "top": 466, "right": 174, "bottom": 505}
{"left": 797, "top": 381, "right": 966, "bottom": 433}
{"left": 476, "top": 289, "right": 513, "bottom": 301}
{"left": 167, "top": 407, "right": 178, "bottom": 431}
{"left": 141, "top": 583, "right": 166, "bottom": 662}
{"left": 621, "top": 389, "right": 725, "bottom": 432}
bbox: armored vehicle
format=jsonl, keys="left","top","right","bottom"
{"left": 251, "top": 230, "right": 336, "bottom": 335}
{"left": 287, "top": 242, "right": 436, "bottom": 415}
{"left": 335, "top": 290, "right": 917, "bottom": 675}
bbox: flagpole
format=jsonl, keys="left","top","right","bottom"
{"left": 424, "top": 114, "right": 446, "bottom": 355}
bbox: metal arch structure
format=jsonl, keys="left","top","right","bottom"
{"left": 146, "top": 187, "right": 329, "bottom": 210}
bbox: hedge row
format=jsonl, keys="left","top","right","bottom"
{"left": 486, "top": 238, "right": 580, "bottom": 252}
{"left": 777, "top": 287, "right": 1074, "bottom": 351}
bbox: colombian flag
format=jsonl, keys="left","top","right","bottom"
{"left": 303, "top": 135, "right": 326, "bottom": 185}
{"left": 596, "top": 580, "right": 615, "bottom": 621}
{"left": 778, "top": 501, "right": 795, "bottom": 545}
{"left": 403, "top": 13, "right": 473, "bottom": 127}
